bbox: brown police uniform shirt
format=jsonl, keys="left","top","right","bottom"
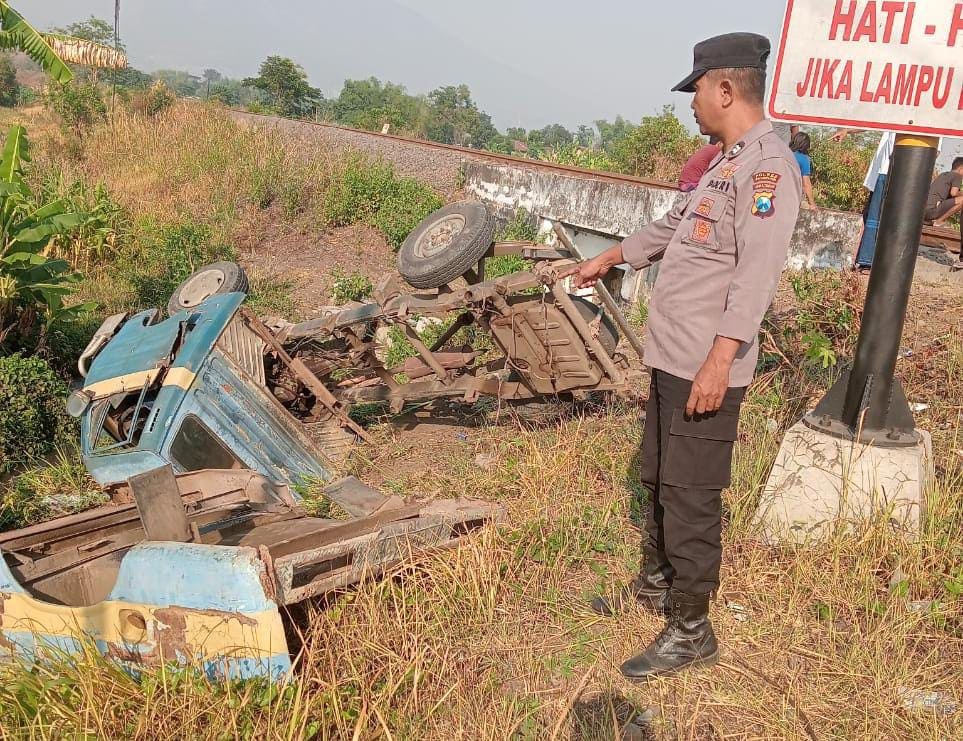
{"left": 621, "top": 120, "right": 802, "bottom": 388}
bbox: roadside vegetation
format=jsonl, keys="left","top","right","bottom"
{"left": 0, "top": 9, "right": 959, "bottom": 739}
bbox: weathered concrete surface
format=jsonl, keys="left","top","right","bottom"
{"left": 756, "top": 422, "right": 932, "bottom": 544}
{"left": 465, "top": 162, "right": 863, "bottom": 271}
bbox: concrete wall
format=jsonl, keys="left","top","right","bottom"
{"left": 465, "top": 162, "right": 863, "bottom": 272}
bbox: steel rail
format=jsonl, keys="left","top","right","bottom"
{"left": 227, "top": 108, "right": 681, "bottom": 191}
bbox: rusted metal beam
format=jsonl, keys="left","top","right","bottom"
{"left": 552, "top": 223, "right": 646, "bottom": 362}
{"left": 240, "top": 307, "right": 370, "bottom": 442}
{"left": 401, "top": 323, "right": 450, "bottom": 382}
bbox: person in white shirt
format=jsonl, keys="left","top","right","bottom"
{"left": 833, "top": 129, "right": 942, "bottom": 272}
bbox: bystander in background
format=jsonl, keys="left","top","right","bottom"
{"left": 678, "top": 137, "right": 722, "bottom": 192}
{"left": 790, "top": 131, "right": 818, "bottom": 210}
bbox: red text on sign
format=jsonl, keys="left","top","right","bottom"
{"left": 830, "top": 1, "right": 916, "bottom": 43}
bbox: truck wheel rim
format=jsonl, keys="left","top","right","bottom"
{"left": 415, "top": 215, "right": 466, "bottom": 259}
{"left": 178, "top": 268, "right": 226, "bottom": 307}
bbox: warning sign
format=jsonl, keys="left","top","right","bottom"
{"left": 769, "top": 0, "right": 963, "bottom": 136}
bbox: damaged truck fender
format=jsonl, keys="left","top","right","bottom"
{"left": 0, "top": 542, "right": 290, "bottom": 681}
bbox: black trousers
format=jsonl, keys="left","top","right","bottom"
{"left": 638, "top": 370, "right": 746, "bottom": 596}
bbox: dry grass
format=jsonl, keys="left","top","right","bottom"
{"left": 2, "top": 386, "right": 961, "bottom": 738}
{"left": 0, "top": 105, "right": 961, "bottom": 739}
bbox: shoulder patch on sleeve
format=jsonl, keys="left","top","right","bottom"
{"left": 750, "top": 171, "right": 781, "bottom": 219}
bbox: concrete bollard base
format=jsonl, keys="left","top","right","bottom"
{"left": 756, "top": 421, "right": 932, "bottom": 544}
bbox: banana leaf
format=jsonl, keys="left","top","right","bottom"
{"left": 0, "top": 3, "right": 72, "bottom": 84}
{"left": 0, "top": 124, "right": 27, "bottom": 183}
{"left": 11, "top": 213, "right": 84, "bottom": 245}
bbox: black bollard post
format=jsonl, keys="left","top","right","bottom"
{"left": 805, "top": 135, "right": 939, "bottom": 448}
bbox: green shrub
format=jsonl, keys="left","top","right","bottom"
{"left": 371, "top": 177, "right": 443, "bottom": 249}
{"left": 0, "top": 126, "right": 94, "bottom": 356}
{"left": 322, "top": 156, "right": 395, "bottom": 226}
{"left": 541, "top": 143, "right": 617, "bottom": 172}
{"left": 611, "top": 105, "right": 703, "bottom": 182}
{"left": 322, "top": 155, "right": 442, "bottom": 249}
{"left": 810, "top": 132, "right": 875, "bottom": 212}
{"left": 141, "top": 80, "right": 176, "bottom": 116}
{"left": 330, "top": 270, "right": 373, "bottom": 304}
{"left": 486, "top": 208, "right": 540, "bottom": 280}
{"left": 246, "top": 273, "right": 296, "bottom": 317}
{"left": 122, "top": 221, "right": 236, "bottom": 310}
{"left": 38, "top": 175, "right": 128, "bottom": 268}
{"left": 495, "top": 208, "right": 540, "bottom": 243}
{"left": 45, "top": 81, "right": 107, "bottom": 134}
{"left": 763, "top": 270, "right": 859, "bottom": 377}
{"left": 0, "top": 354, "right": 73, "bottom": 475}
{"left": 0, "top": 53, "right": 19, "bottom": 108}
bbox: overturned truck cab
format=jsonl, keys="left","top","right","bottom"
{"left": 1, "top": 291, "right": 501, "bottom": 680}
{"left": 1, "top": 203, "right": 639, "bottom": 680}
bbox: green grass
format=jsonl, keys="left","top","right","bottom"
{"left": 330, "top": 270, "right": 373, "bottom": 305}
{"left": 0, "top": 445, "right": 107, "bottom": 530}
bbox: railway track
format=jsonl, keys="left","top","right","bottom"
{"left": 228, "top": 108, "right": 680, "bottom": 192}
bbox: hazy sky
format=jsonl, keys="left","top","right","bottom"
{"left": 26, "top": 0, "right": 786, "bottom": 129}
{"left": 26, "top": 1, "right": 963, "bottom": 166}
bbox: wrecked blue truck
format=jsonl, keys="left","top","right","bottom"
{"left": 0, "top": 204, "right": 640, "bottom": 679}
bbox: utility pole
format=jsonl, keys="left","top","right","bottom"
{"left": 804, "top": 136, "right": 939, "bottom": 447}
{"left": 757, "top": 0, "right": 961, "bottom": 542}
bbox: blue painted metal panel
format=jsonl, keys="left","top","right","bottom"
{"left": 162, "top": 349, "right": 330, "bottom": 486}
{"left": 1, "top": 543, "right": 292, "bottom": 681}
{"left": 79, "top": 291, "right": 331, "bottom": 488}
{"left": 83, "top": 449, "right": 168, "bottom": 487}
{"left": 106, "top": 543, "right": 278, "bottom": 612}
{"left": 1, "top": 632, "right": 291, "bottom": 681}
{"left": 85, "top": 294, "right": 246, "bottom": 384}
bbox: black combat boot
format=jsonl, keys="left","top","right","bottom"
{"left": 589, "top": 547, "right": 672, "bottom": 617}
{"left": 619, "top": 589, "right": 718, "bottom": 681}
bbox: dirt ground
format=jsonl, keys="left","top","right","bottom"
{"left": 231, "top": 206, "right": 398, "bottom": 316}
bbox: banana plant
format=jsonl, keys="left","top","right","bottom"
{"left": 0, "top": 125, "right": 93, "bottom": 347}
{"left": 0, "top": 1, "right": 128, "bottom": 86}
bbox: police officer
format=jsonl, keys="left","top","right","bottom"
{"left": 565, "top": 33, "right": 801, "bottom": 680}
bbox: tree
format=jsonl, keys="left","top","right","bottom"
{"left": 153, "top": 69, "right": 201, "bottom": 97}
{"left": 208, "top": 80, "right": 240, "bottom": 106}
{"left": 243, "top": 56, "right": 321, "bottom": 118}
{"left": 332, "top": 77, "right": 422, "bottom": 132}
{"left": 610, "top": 106, "right": 702, "bottom": 181}
{"left": 594, "top": 116, "right": 636, "bottom": 153}
{"left": 202, "top": 67, "right": 220, "bottom": 99}
{"left": 425, "top": 84, "right": 496, "bottom": 148}
{"left": 112, "top": 65, "right": 151, "bottom": 90}
{"left": 536, "top": 123, "right": 573, "bottom": 149}
{"left": 0, "top": 52, "right": 17, "bottom": 106}
{"left": 52, "top": 16, "right": 118, "bottom": 49}
{"left": 576, "top": 124, "right": 596, "bottom": 148}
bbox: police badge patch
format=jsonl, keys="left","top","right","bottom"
{"left": 751, "top": 171, "right": 781, "bottom": 218}
{"left": 695, "top": 197, "right": 715, "bottom": 217}
{"left": 689, "top": 219, "right": 713, "bottom": 244}
{"left": 718, "top": 163, "right": 742, "bottom": 180}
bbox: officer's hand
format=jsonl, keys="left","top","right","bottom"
{"left": 559, "top": 255, "right": 611, "bottom": 289}
{"left": 685, "top": 360, "right": 729, "bottom": 417}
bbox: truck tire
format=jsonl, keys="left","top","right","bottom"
{"left": 397, "top": 202, "right": 494, "bottom": 289}
{"left": 167, "top": 262, "right": 249, "bottom": 316}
